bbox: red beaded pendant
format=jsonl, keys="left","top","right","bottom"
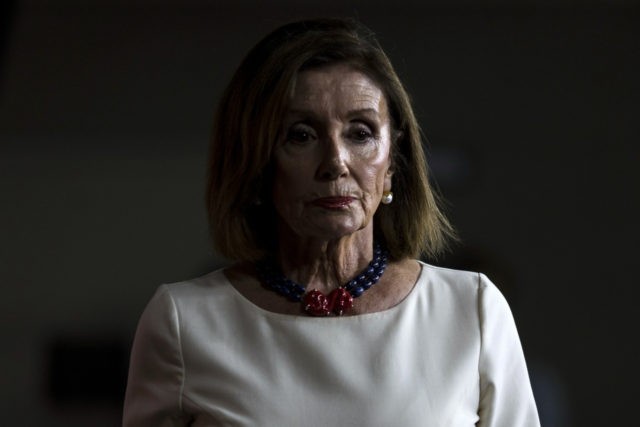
{"left": 302, "top": 290, "right": 330, "bottom": 316}
{"left": 328, "top": 287, "right": 354, "bottom": 315}
{"left": 302, "top": 287, "right": 354, "bottom": 316}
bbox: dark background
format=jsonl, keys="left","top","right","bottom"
{"left": 1, "top": 0, "right": 638, "bottom": 425}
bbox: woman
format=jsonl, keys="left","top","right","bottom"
{"left": 123, "top": 18, "right": 540, "bottom": 426}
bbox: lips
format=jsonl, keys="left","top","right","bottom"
{"left": 311, "top": 196, "right": 355, "bottom": 209}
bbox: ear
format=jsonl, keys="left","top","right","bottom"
{"left": 384, "top": 167, "right": 394, "bottom": 192}
{"left": 384, "top": 129, "right": 401, "bottom": 192}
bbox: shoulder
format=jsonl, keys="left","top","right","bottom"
{"left": 138, "top": 267, "right": 254, "bottom": 346}
{"left": 414, "top": 261, "right": 510, "bottom": 322}
{"left": 127, "top": 271, "right": 236, "bottom": 376}
{"left": 415, "top": 263, "right": 519, "bottom": 343}
{"left": 417, "top": 261, "right": 481, "bottom": 301}
{"left": 418, "top": 261, "right": 480, "bottom": 283}
{"left": 418, "top": 261, "right": 503, "bottom": 298}
{"left": 142, "top": 267, "right": 238, "bottom": 322}
{"left": 159, "top": 267, "right": 231, "bottom": 301}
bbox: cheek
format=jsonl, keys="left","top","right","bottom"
{"left": 363, "top": 148, "right": 392, "bottom": 190}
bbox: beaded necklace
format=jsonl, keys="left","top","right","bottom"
{"left": 257, "top": 243, "right": 389, "bottom": 316}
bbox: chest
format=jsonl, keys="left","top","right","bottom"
{"left": 180, "top": 312, "right": 481, "bottom": 426}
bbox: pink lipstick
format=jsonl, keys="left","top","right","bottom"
{"left": 311, "top": 197, "right": 355, "bottom": 209}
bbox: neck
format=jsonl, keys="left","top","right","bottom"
{"left": 275, "top": 227, "right": 375, "bottom": 295}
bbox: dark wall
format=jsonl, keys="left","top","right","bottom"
{"left": 1, "top": 1, "right": 638, "bottom": 425}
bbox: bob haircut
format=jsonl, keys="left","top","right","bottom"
{"left": 207, "top": 18, "right": 454, "bottom": 261}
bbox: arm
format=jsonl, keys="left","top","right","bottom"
{"left": 477, "top": 274, "right": 541, "bottom": 427}
{"left": 123, "top": 285, "right": 192, "bottom": 426}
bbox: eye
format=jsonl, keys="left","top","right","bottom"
{"left": 286, "top": 124, "right": 316, "bottom": 144}
{"left": 348, "top": 124, "right": 374, "bottom": 143}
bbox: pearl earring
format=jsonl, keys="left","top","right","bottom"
{"left": 381, "top": 191, "right": 393, "bottom": 205}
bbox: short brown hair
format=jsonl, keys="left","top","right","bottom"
{"left": 207, "top": 18, "right": 454, "bottom": 261}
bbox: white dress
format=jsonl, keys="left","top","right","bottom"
{"left": 123, "top": 262, "right": 540, "bottom": 426}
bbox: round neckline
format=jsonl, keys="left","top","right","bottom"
{"left": 220, "top": 261, "right": 426, "bottom": 323}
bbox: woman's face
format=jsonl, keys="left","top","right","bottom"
{"left": 272, "top": 63, "right": 393, "bottom": 242}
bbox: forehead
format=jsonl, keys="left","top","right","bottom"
{"left": 288, "top": 64, "right": 388, "bottom": 115}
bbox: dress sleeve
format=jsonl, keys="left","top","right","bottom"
{"left": 123, "top": 285, "right": 192, "bottom": 426}
{"left": 476, "top": 273, "right": 541, "bottom": 427}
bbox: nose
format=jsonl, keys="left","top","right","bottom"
{"left": 315, "top": 136, "right": 349, "bottom": 181}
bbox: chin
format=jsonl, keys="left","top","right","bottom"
{"left": 282, "top": 211, "right": 370, "bottom": 241}
{"left": 307, "top": 219, "right": 367, "bottom": 240}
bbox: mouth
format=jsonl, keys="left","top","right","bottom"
{"left": 311, "top": 196, "right": 355, "bottom": 209}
